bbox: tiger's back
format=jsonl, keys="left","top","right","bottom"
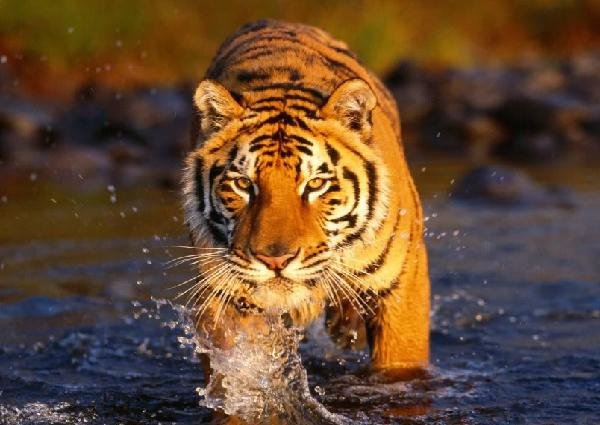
{"left": 203, "top": 20, "right": 400, "bottom": 138}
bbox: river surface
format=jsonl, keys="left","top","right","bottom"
{"left": 1, "top": 158, "right": 599, "bottom": 424}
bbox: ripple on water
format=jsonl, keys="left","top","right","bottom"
{"left": 1, "top": 187, "right": 600, "bottom": 424}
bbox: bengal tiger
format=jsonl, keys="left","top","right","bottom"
{"left": 181, "top": 20, "right": 429, "bottom": 378}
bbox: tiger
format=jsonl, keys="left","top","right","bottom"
{"left": 181, "top": 20, "right": 430, "bottom": 377}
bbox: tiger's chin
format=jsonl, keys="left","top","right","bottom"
{"left": 234, "top": 277, "right": 326, "bottom": 325}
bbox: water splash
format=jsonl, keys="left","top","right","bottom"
{"left": 150, "top": 299, "right": 351, "bottom": 424}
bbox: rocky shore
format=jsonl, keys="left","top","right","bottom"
{"left": 0, "top": 54, "right": 598, "bottom": 190}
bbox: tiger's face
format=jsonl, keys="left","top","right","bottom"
{"left": 183, "top": 79, "right": 389, "bottom": 316}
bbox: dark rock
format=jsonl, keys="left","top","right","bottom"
{"left": 494, "top": 132, "right": 566, "bottom": 162}
{"left": 581, "top": 114, "right": 600, "bottom": 142}
{"left": 451, "top": 165, "right": 576, "bottom": 208}
{"left": 106, "top": 87, "right": 191, "bottom": 152}
{"left": 441, "top": 68, "right": 515, "bottom": 111}
{"left": 57, "top": 96, "right": 109, "bottom": 146}
{"left": 492, "top": 95, "right": 556, "bottom": 133}
{"left": 463, "top": 116, "right": 505, "bottom": 160}
{"left": 0, "top": 98, "right": 57, "bottom": 144}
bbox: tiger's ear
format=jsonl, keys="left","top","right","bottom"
{"left": 322, "top": 79, "right": 377, "bottom": 141}
{"left": 193, "top": 80, "right": 243, "bottom": 143}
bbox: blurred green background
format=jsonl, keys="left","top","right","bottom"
{"left": 0, "top": 0, "right": 598, "bottom": 96}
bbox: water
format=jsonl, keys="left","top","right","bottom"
{"left": 1, "top": 160, "right": 599, "bottom": 424}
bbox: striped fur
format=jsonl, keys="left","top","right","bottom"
{"left": 182, "top": 20, "right": 429, "bottom": 371}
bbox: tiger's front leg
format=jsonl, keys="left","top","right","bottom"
{"left": 367, "top": 240, "right": 430, "bottom": 375}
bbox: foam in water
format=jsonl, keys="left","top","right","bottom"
{"left": 0, "top": 402, "right": 95, "bottom": 424}
{"left": 152, "top": 298, "right": 351, "bottom": 424}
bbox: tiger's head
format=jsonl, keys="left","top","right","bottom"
{"left": 182, "top": 78, "right": 390, "bottom": 320}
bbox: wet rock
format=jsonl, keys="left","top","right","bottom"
{"left": 57, "top": 85, "right": 110, "bottom": 146}
{"left": 463, "top": 116, "right": 505, "bottom": 160}
{"left": 492, "top": 95, "right": 556, "bottom": 133}
{"left": 0, "top": 98, "right": 57, "bottom": 143}
{"left": 441, "top": 67, "right": 514, "bottom": 111}
{"left": 494, "top": 132, "right": 566, "bottom": 162}
{"left": 385, "top": 61, "right": 435, "bottom": 126}
{"left": 451, "top": 165, "right": 576, "bottom": 208}
{"left": 104, "top": 87, "right": 192, "bottom": 156}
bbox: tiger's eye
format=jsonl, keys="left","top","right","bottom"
{"left": 306, "top": 178, "right": 325, "bottom": 191}
{"left": 234, "top": 177, "right": 252, "bottom": 191}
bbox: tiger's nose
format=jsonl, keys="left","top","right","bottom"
{"left": 254, "top": 251, "right": 297, "bottom": 271}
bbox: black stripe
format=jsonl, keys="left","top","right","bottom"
{"left": 325, "top": 143, "right": 340, "bottom": 165}
{"left": 237, "top": 70, "right": 270, "bottom": 83}
{"left": 336, "top": 160, "right": 379, "bottom": 247}
{"left": 343, "top": 166, "right": 360, "bottom": 216}
{"left": 249, "top": 143, "right": 272, "bottom": 152}
{"left": 249, "top": 133, "right": 273, "bottom": 145}
{"left": 287, "top": 134, "right": 313, "bottom": 146}
{"left": 354, "top": 211, "right": 401, "bottom": 277}
{"left": 295, "top": 145, "right": 313, "bottom": 156}
{"left": 251, "top": 105, "right": 280, "bottom": 113}
{"left": 317, "top": 163, "right": 329, "bottom": 173}
{"left": 207, "top": 222, "right": 228, "bottom": 244}
{"left": 227, "top": 145, "right": 238, "bottom": 163}
{"left": 287, "top": 104, "right": 317, "bottom": 117}
{"left": 208, "top": 164, "right": 225, "bottom": 185}
{"left": 284, "top": 93, "right": 320, "bottom": 104}
{"left": 325, "top": 183, "right": 341, "bottom": 193}
{"left": 331, "top": 213, "right": 358, "bottom": 228}
{"left": 195, "top": 158, "right": 205, "bottom": 213}
{"left": 249, "top": 112, "right": 310, "bottom": 131}
{"left": 250, "top": 83, "right": 325, "bottom": 101}
{"left": 302, "top": 258, "right": 329, "bottom": 269}
{"left": 208, "top": 163, "right": 226, "bottom": 226}
{"left": 364, "top": 162, "right": 377, "bottom": 222}
{"left": 263, "top": 112, "right": 296, "bottom": 126}
{"left": 251, "top": 96, "right": 285, "bottom": 106}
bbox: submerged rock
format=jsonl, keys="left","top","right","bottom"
{"left": 451, "top": 165, "right": 576, "bottom": 208}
